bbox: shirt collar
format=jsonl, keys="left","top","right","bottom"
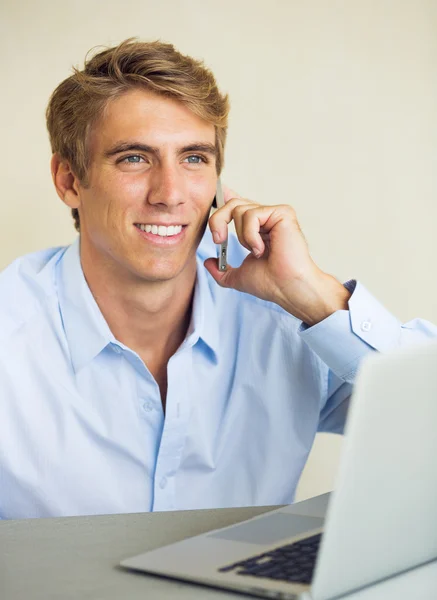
{"left": 56, "top": 238, "right": 220, "bottom": 373}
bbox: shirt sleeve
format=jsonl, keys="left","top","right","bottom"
{"left": 298, "top": 280, "right": 437, "bottom": 384}
{"left": 298, "top": 280, "right": 437, "bottom": 434}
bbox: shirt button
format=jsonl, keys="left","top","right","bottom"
{"left": 143, "top": 401, "right": 153, "bottom": 412}
{"left": 361, "top": 320, "right": 372, "bottom": 332}
{"left": 159, "top": 477, "right": 168, "bottom": 489}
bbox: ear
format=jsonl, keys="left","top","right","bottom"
{"left": 51, "top": 154, "right": 81, "bottom": 209}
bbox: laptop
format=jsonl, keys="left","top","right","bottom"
{"left": 120, "top": 341, "right": 437, "bottom": 599}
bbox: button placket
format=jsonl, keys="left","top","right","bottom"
{"left": 152, "top": 347, "right": 193, "bottom": 511}
{"left": 129, "top": 352, "right": 162, "bottom": 420}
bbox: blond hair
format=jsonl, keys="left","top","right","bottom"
{"left": 46, "top": 38, "right": 229, "bottom": 231}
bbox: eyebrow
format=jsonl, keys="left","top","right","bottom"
{"left": 104, "top": 141, "right": 217, "bottom": 158}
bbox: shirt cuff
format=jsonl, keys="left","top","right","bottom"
{"left": 298, "top": 280, "right": 402, "bottom": 382}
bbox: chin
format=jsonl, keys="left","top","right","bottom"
{"left": 140, "top": 270, "right": 180, "bottom": 283}
{"left": 134, "top": 260, "right": 192, "bottom": 284}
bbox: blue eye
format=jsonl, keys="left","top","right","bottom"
{"left": 186, "top": 155, "right": 205, "bottom": 164}
{"left": 125, "top": 155, "right": 142, "bottom": 163}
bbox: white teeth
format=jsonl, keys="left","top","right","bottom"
{"left": 138, "top": 224, "right": 183, "bottom": 237}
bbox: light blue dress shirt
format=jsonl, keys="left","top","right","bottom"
{"left": 0, "top": 230, "right": 435, "bottom": 519}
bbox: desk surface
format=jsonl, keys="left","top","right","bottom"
{"left": 1, "top": 494, "right": 436, "bottom": 600}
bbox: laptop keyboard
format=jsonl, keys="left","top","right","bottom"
{"left": 218, "top": 532, "right": 322, "bottom": 585}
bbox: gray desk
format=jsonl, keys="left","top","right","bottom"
{"left": 1, "top": 494, "right": 436, "bottom": 599}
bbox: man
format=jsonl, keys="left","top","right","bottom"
{"left": 0, "top": 39, "right": 434, "bottom": 519}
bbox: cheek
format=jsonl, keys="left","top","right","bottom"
{"left": 103, "top": 171, "right": 145, "bottom": 200}
{"left": 118, "top": 174, "right": 147, "bottom": 197}
{"left": 91, "top": 174, "right": 145, "bottom": 220}
{"left": 190, "top": 177, "right": 216, "bottom": 213}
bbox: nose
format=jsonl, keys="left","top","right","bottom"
{"left": 146, "top": 163, "right": 186, "bottom": 209}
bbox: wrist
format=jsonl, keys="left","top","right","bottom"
{"left": 279, "top": 271, "right": 351, "bottom": 326}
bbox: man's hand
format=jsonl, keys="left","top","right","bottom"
{"left": 204, "top": 187, "right": 351, "bottom": 326}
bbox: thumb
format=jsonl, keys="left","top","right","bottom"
{"left": 203, "top": 258, "right": 239, "bottom": 289}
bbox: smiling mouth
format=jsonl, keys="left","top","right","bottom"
{"left": 134, "top": 223, "right": 185, "bottom": 237}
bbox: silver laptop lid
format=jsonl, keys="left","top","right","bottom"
{"left": 312, "top": 341, "right": 437, "bottom": 600}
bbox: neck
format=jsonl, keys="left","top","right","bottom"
{"left": 79, "top": 238, "right": 197, "bottom": 382}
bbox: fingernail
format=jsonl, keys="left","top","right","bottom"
{"left": 212, "top": 231, "right": 220, "bottom": 243}
{"left": 252, "top": 247, "right": 261, "bottom": 258}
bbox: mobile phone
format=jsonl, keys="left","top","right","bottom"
{"left": 214, "top": 178, "right": 228, "bottom": 271}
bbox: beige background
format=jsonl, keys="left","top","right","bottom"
{"left": 1, "top": 0, "right": 436, "bottom": 501}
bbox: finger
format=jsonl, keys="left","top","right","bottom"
{"left": 231, "top": 204, "right": 256, "bottom": 253}
{"left": 237, "top": 205, "right": 295, "bottom": 257}
{"left": 229, "top": 205, "right": 263, "bottom": 256}
{"left": 232, "top": 205, "right": 286, "bottom": 258}
{"left": 209, "top": 197, "right": 254, "bottom": 243}
{"left": 239, "top": 208, "right": 267, "bottom": 257}
{"left": 247, "top": 204, "right": 294, "bottom": 236}
{"left": 204, "top": 258, "right": 240, "bottom": 289}
{"left": 222, "top": 184, "right": 243, "bottom": 203}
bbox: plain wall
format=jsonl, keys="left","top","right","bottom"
{"left": 1, "top": 0, "right": 436, "bottom": 501}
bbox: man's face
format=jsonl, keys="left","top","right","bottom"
{"left": 75, "top": 89, "right": 217, "bottom": 283}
